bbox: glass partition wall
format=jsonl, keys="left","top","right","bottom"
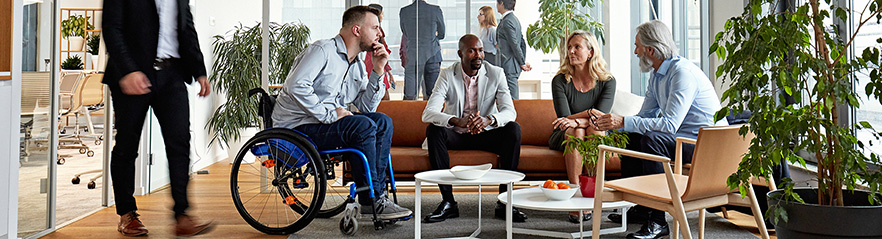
{"left": 18, "top": 0, "right": 112, "bottom": 237}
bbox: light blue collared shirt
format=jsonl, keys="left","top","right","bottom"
{"left": 624, "top": 56, "right": 727, "bottom": 138}
{"left": 272, "top": 35, "right": 386, "bottom": 129}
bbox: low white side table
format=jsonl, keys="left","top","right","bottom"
{"left": 414, "top": 169, "right": 525, "bottom": 239}
{"left": 497, "top": 187, "right": 636, "bottom": 239}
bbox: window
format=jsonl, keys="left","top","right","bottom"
{"left": 851, "top": 0, "right": 882, "bottom": 157}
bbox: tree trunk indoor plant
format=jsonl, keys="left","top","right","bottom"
{"left": 713, "top": 0, "right": 882, "bottom": 238}
{"left": 207, "top": 22, "right": 310, "bottom": 156}
{"left": 564, "top": 131, "right": 628, "bottom": 197}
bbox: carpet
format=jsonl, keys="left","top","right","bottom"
{"left": 287, "top": 193, "right": 757, "bottom": 239}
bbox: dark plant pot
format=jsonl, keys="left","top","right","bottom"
{"left": 579, "top": 175, "right": 596, "bottom": 198}
{"left": 768, "top": 188, "right": 882, "bottom": 239}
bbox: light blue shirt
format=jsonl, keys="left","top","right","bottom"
{"left": 479, "top": 26, "right": 497, "bottom": 55}
{"left": 624, "top": 56, "right": 726, "bottom": 138}
{"left": 272, "top": 35, "right": 386, "bottom": 129}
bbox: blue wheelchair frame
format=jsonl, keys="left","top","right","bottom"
{"left": 245, "top": 88, "right": 408, "bottom": 234}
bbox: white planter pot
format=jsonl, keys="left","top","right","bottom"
{"left": 227, "top": 127, "right": 260, "bottom": 164}
{"left": 90, "top": 54, "right": 99, "bottom": 70}
{"left": 67, "top": 36, "right": 85, "bottom": 51}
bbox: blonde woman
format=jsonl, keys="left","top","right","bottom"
{"left": 549, "top": 30, "right": 616, "bottom": 223}
{"left": 477, "top": 6, "right": 499, "bottom": 66}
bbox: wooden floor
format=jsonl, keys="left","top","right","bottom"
{"left": 41, "top": 161, "right": 775, "bottom": 238}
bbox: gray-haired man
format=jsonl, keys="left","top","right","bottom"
{"left": 593, "top": 20, "right": 727, "bottom": 239}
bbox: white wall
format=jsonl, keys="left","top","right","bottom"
{"left": 2, "top": 0, "right": 24, "bottom": 238}
{"left": 604, "top": 0, "right": 633, "bottom": 92}
{"left": 709, "top": 1, "right": 746, "bottom": 98}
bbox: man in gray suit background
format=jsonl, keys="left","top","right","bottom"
{"left": 496, "top": 0, "right": 531, "bottom": 100}
{"left": 400, "top": 0, "right": 445, "bottom": 100}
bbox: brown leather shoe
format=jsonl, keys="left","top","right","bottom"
{"left": 175, "top": 214, "right": 215, "bottom": 237}
{"left": 118, "top": 211, "right": 148, "bottom": 237}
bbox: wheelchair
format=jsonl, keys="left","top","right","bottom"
{"left": 230, "top": 88, "right": 410, "bottom": 235}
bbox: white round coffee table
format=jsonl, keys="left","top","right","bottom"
{"left": 497, "top": 187, "right": 636, "bottom": 239}
{"left": 414, "top": 169, "right": 525, "bottom": 239}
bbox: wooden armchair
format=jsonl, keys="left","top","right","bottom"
{"left": 590, "top": 125, "right": 770, "bottom": 239}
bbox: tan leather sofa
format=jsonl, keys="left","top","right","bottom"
{"left": 376, "top": 100, "right": 622, "bottom": 181}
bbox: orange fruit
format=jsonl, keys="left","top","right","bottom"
{"left": 557, "top": 182, "right": 570, "bottom": 189}
{"left": 543, "top": 180, "right": 558, "bottom": 189}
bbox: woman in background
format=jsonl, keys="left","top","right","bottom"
{"left": 549, "top": 30, "right": 616, "bottom": 223}
{"left": 477, "top": 6, "right": 499, "bottom": 66}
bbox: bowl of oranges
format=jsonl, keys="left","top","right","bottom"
{"left": 540, "top": 180, "right": 578, "bottom": 201}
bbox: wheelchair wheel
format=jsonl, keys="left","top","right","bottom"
{"left": 317, "top": 155, "right": 352, "bottom": 218}
{"left": 230, "top": 128, "right": 327, "bottom": 235}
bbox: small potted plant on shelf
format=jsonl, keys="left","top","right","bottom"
{"left": 86, "top": 34, "right": 100, "bottom": 70}
{"left": 563, "top": 131, "right": 628, "bottom": 197}
{"left": 61, "top": 55, "right": 84, "bottom": 70}
{"left": 61, "top": 15, "right": 93, "bottom": 51}
{"left": 713, "top": 0, "right": 882, "bottom": 238}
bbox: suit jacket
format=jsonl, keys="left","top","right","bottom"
{"left": 102, "top": 0, "right": 206, "bottom": 85}
{"left": 399, "top": 0, "right": 445, "bottom": 64}
{"left": 422, "top": 62, "right": 516, "bottom": 131}
{"left": 496, "top": 12, "right": 527, "bottom": 76}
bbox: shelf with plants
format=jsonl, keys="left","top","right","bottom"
{"left": 60, "top": 8, "right": 101, "bottom": 71}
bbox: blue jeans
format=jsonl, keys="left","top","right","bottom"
{"left": 294, "top": 112, "right": 393, "bottom": 205}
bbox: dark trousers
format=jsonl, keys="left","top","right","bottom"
{"left": 620, "top": 131, "right": 695, "bottom": 224}
{"left": 294, "top": 112, "right": 393, "bottom": 205}
{"left": 426, "top": 122, "right": 521, "bottom": 202}
{"left": 505, "top": 74, "right": 520, "bottom": 100}
{"left": 403, "top": 60, "right": 441, "bottom": 100}
{"left": 110, "top": 66, "right": 191, "bottom": 216}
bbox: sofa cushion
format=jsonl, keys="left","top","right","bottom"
{"left": 377, "top": 100, "right": 428, "bottom": 147}
{"left": 513, "top": 100, "right": 556, "bottom": 146}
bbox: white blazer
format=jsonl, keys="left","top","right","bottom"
{"left": 422, "top": 61, "right": 516, "bottom": 130}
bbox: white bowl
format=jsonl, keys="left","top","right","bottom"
{"left": 540, "top": 183, "right": 579, "bottom": 201}
{"left": 449, "top": 163, "right": 492, "bottom": 180}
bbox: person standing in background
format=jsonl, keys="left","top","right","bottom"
{"left": 496, "top": 0, "right": 531, "bottom": 100}
{"left": 477, "top": 6, "right": 499, "bottom": 66}
{"left": 399, "top": 0, "right": 445, "bottom": 100}
{"left": 365, "top": 3, "right": 395, "bottom": 100}
{"left": 103, "top": 0, "right": 214, "bottom": 236}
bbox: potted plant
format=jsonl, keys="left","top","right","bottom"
{"left": 563, "top": 131, "right": 628, "bottom": 197}
{"left": 61, "top": 55, "right": 84, "bottom": 70}
{"left": 713, "top": 0, "right": 882, "bottom": 238}
{"left": 86, "top": 34, "right": 100, "bottom": 70}
{"left": 526, "top": 0, "right": 604, "bottom": 59}
{"left": 61, "top": 15, "right": 93, "bottom": 51}
{"left": 207, "top": 22, "right": 310, "bottom": 159}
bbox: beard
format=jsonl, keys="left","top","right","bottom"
{"left": 359, "top": 35, "right": 379, "bottom": 52}
{"left": 470, "top": 58, "right": 483, "bottom": 70}
{"left": 638, "top": 54, "right": 654, "bottom": 72}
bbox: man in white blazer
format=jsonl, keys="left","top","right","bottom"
{"left": 421, "top": 34, "right": 526, "bottom": 223}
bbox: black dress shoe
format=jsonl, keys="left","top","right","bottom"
{"left": 609, "top": 208, "right": 649, "bottom": 224}
{"left": 568, "top": 213, "right": 591, "bottom": 223}
{"left": 626, "top": 221, "right": 670, "bottom": 239}
{"left": 424, "top": 201, "right": 459, "bottom": 223}
{"left": 494, "top": 202, "right": 527, "bottom": 222}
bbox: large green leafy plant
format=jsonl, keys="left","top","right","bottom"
{"left": 712, "top": 0, "right": 882, "bottom": 220}
{"left": 61, "top": 15, "right": 93, "bottom": 39}
{"left": 526, "top": 0, "right": 604, "bottom": 56}
{"left": 563, "top": 131, "right": 629, "bottom": 177}
{"left": 207, "top": 22, "right": 310, "bottom": 146}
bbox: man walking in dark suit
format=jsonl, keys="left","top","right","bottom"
{"left": 103, "top": 0, "right": 213, "bottom": 236}
{"left": 496, "top": 0, "right": 531, "bottom": 99}
{"left": 399, "top": 0, "right": 445, "bottom": 100}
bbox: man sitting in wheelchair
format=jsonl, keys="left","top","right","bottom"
{"left": 271, "top": 6, "right": 412, "bottom": 220}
